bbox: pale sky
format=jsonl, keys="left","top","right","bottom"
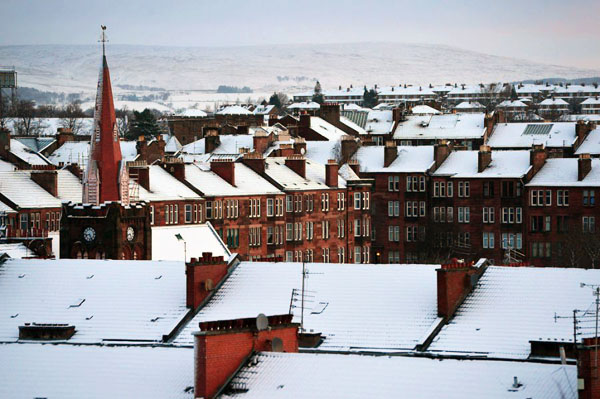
{"left": 1, "top": 0, "right": 599, "bottom": 69}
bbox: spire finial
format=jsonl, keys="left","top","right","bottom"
{"left": 100, "top": 25, "right": 107, "bottom": 56}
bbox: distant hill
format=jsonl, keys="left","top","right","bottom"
{"left": 517, "top": 77, "right": 600, "bottom": 85}
{"left": 1, "top": 42, "right": 599, "bottom": 96}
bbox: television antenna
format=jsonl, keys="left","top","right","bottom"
{"left": 288, "top": 260, "right": 322, "bottom": 332}
{"left": 99, "top": 25, "right": 108, "bottom": 57}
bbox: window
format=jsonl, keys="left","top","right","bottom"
{"left": 458, "top": 181, "right": 470, "bottom": 197}
{"left": 286, "top": 251, "right": 293, "bottom": 262}
{"left": 249, "top": 227, "right": 261, "bottom": 247}
{"left": 249, "top": 198, "right": 260, "bottom": 218}
{"left": 502, "top": 233, "right": 523, "bottom": 250}
{"left": 322, "top": 247, "right": 330, "bottom": 263}
{"left": 584, "top": 190, "right": 596, "bottom": 206}
{"left": 419, "top": 201, "right": 426, "bottom": 217}
{"left": 434, "top": 181, "right": 440, "bottom": 197}
{"left": 206, "top": 201, "right": 213, "bottom": 219}
{"left": 531, "top": 242, "right": 551, "bottom": 258}
{"left": 483, "top": 181, "right": 494, "bottom": 197}
{"left": 321, "top": 193, "right": 330, "bottom": 212}
{"left": 557, "top": 190, "right": 569, "bottom": 207}
{"left": 305, "top": 249, "right": 314, "bottom": 263}
{"left": 294, "top": 222, "right": 303, "bottom": 241}
{"left": 305, "top": 194, "right": 314, "bottom": 212}
{"left": 389, "top": 201, "right": 400, "bottom": 217}
{"left": 286, "top": 223, "right": 293, "bottom": 241}
{"left": 286, "top": 195, "right": 293, "bottom": 212}
{"left": 294, "top": 195, "right": 302, "bottom": 213}
{"left": 405, "top": 201, "right": 418, "bottom": 218}
{"left": 483, "top": 232, "right": 495, "bottom": 249}
{"left": 185, "top": 204, "right": 192, "bottom": 223}
{"left": 406, "top": 226, "right": 418, "bottom": 242}
{"left": 557, "top": 216, "right": 569, "bottom": 233}
{"left": 322, "top": 220, "right": 329, "bottom": 239}
{"left": 214, "top": 201, "right": 223, "bottom": 219}
{"left": 388, "top": 176, "right": 400, "bottom": 192}
{"left": 226, "top": 228, "right": 239, "bottom": 248}
{"left": 419, "top": 176, "right": 426, "bottom": 192}
{"left": 267, "top": 198, "right": 274, "bottom": 217}
{"left": 501, "top": 181, "right": 514, "bottom": 198}
{"left": 267, "top": 226, "right": 274, "bottom": 245}
{"left": 388, "top": 251, "right": 401, "bottom": 264}
{"left": 276, "top": 198, "right": 284, "bottom": 216}
{"left": 354, "top": 247, "right": 362, "bottom": 264}
{"left": 483, "top": 207, "right": 495, "bottom": 223}
{"left": 354, "top": 219, "right": 361, "bottom": 237}
{"left": 458, "top": 207, "right": 470, "bottom": 223}
{"left": 150, "top": 206, "right": 154, "bottom": 225}
{"left": 337, "top": 219, "right": 345, "bottom": 238}
{"left": 362, "top": 192, "right": 370, "bottom": 210}
{"left": 354, "top": 193, "right": 361, "bottom": 209}
{"left": 447, "top": 207, "right": 453, "bottom": 222}
{"left": 583, "top": 216, "right": 596, "bottom": 233}
{"left": 337, "top": 192, "right": 345, "bottom": 210}
{"left": 447, "top": 182, "right": 453, "bottom": 197}
{"left": 338, "top": 247, "right": 345, "bottom": 263}
{"left": 388, "top": 226, "right": 400, "bottom": 242}
{"left": 458, "top": 232, "right": 470, "bottom": 247}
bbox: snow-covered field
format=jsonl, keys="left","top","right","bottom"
{"left": 2, "top": 42, "right": 598, "bottom": 109}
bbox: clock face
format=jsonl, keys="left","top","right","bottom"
{"left": 126, "top": 226, "right": 135, "bottom": 242}
{"left": 83, "top": 227, "right": 96, "bottom": 242}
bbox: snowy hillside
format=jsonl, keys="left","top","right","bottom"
{"left": 1, "top": 41, "right": 598, "bottom": 97}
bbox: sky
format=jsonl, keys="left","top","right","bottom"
{"left": 1, "top": 0, "right": 599, "bottom": 69}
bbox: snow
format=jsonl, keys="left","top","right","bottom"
{"left": 527, "top": 158, "right": 600, "bottom": 187}
{"left": 309, "top": 117, "right": 348, "bottom": 141}
{"left": 136, "top": 165, "right": 201, "bottom": 202}
{"left": 151, "top": 223, "right": 231, "bottom": 262}
{"left": 0, "top": 258, "right": 188, "bottom": 344}
{"left": 305, "top": 141, "right": 341, "bottom": 165}
{"left": 340, "top": 116, "right": 367, "bottom": 135}
{"left": 410, "top": 105, "right": 440, "bottom": 114}
{"left": 540, "top": 98, "right": 569, "bottom": 106}
{"left": 0, "top": 243, "right": 29, "bottom": 258}
{"left": 487, "top": 122, "right": 576, "bottom": 149}
{"left": 173, "top": 262, "right": 441, "bottom": 352}
{"left": 165, "top": 134, "right": 183, "bottom": 153}
{"left": 429, "top": 266, "right": 600, "bottom": 359}
{"left": 254, "top": 105, "right": 275, "bottom": 115}
{"left": 0, "top": 159, "right": 16, "bottom": 171}
{"left": 224, "top": 351, "right": 576, "bottom": 399}
{"left": 393, "top": 113, "right": 486, "bottom": 140}
{"left": 575, "top": 128, "right": 600, "bottom": 155}
{"left": 432, "top": 150, "right": 532, "bottom": 178}
{"left": 497, "top": 100, "right": 528, "bottom": 108}
{"left": 0, "top": 171, "right": 62, "bottom": 208}
{"left": 184, "top": 163, "right": 282, "bottom": 196}
{"left": 454, "top": 101, "right": 484, "bottom": 110}
{"left": 365, "top": 110, "right": 394, "bottom": 135}
{"left": 217, "top": 105, "right": 252, "bottom": 115}
{"left": 0, "top": 344, "right": 194, "bottom": 399}
{"left": 9, "top": 139, "right": 50, "bottom": 166}
{"left": 181, "top": 135, "right": 254, "bottom": 155}
{"left": 48, "top": 140, "right": 139, "bottom": 168}
{"left": 7, "top": 118, "right": 95, "bottom": 136}
{"left": 287, "top": 102, "right": 320, "bottom": 110}
{"left": 355, "top": 146, "right": 435, "bottom": 173}
{"left": 56, "top": 170, "right": 83, "bottom": 202}
{"left": 177, "top": 108, "right": 208, "bottom": 117}
{"left": 581, "top": 97, "right": 600, "bottom": 105}
{"left": 264, "top": 157, "right": 348, "bottom": 190}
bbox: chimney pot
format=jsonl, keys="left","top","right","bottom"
{"left": 578, "top": 153, "right": 592, "bottom": 181}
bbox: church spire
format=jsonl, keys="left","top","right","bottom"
{"left": 83, "top": 26, "right": 129, "bottom": 205}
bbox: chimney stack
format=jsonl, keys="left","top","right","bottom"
{"left": 384, "top": 141, "right": 398, "bottom": 167}
{"left": 529, "top": 144, "right": 547, "bottom": 175}
{"left": 576, "top": 120, "right": 594, "bottom": 146}
{"left": 242, "top": 152, "right": 265, "bottom": 175}
{"left": 211, "top": 158, "right": 236, "bottom": 186}
{"left": 477, "top": 145, "right": 492, "bottom": 173}
{"left": 285, "top": 155, "right": 306, "bottom": 178}
{"left": 253, "top": 130, "right": 271, "bottom": 155}
{"left": 193, "top": 314, "right": 298, "bottom": 399}
{"left": 293, "top": 137, "right": 306, "bottom": 156}
{"left": 577, "top": 337, "right": 600, "bottom": 399}
{"left": 186, "top": 253, "right": 229, "bottom": 309}
{"left": 392, "top": 107, "right": 404, "bottom": 123}
{"left": 129, "top": 164, "right": 150, "bottom": 191}
{"left": 299, "top": 113, "right": 311, "bottom": 128}
{"left": 434, "top": 140, "right": 453, "bottom": 169}
{"left": 163, "top": 158, "right": 186, "bottom": 181}
{"left": 268, "top": 114, "right": 278, "bottom": 126}
{"left": 318, "top": 103, "right": 341, "bottom": 125}
{"left": 578, "top": 153, "right": 592, "bottom": 181}
{"left": 136, "top": 135, "right": 148, "bottom": 161}
{"left": 348, "top": 158, "right": 360, "bottom": 175}
{"left": 0, "top": 127, "right": 10, "bottom": 159}
{"left": 30, "top": 170, "right": 58, "bottom": 197}
{"left": 56, "top": 128, "right": 74, "bottom": 147}
{"left": 437, "top": 259, "right": 486, "bottom": 319}
{"left": 204, "top": 130, "right": 221, "bottom": 154}
{"left": 325, "top": 159, "right": 339, "bottom": 187}
{"left": 341, "top": 136, "right": 358, "bottom": 163}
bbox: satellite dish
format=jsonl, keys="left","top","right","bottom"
{"left": 256, "top": 313, "right": 268, "bottom": 331}
{"left": 271, "top": 337, "right": 283, "bottom": 352}
{"left": 300, "top": 147, "right": 306, "bottom": 155}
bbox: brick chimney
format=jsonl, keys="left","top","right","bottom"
{"left": 341, "top": 136, "right": 358, "bottom": 163}
{"left": 145, "top": 135, "right": 166, "bottom": 164}
{"left": 163, "top": 158, "right": 186, "bottom": 181}
{"left": 242, "top": 152, "right": 265, "bottom": 175}
{"left": 293, "top": 137, "right": 306, "bottom": 155}
{"left": 186, "top": 252, "right": 230, "bottom": 309}
{"left": 325, "top": 159, "right": 339, "bottom": 187}
{"left": 56, "top": 128, "right": 74, "bottom": 147}
{"left": 384, "top": 141, "right": 398, "bottom": 167}
{"left": 577, "top": 337, "right": 600, "bottom": 399}
{"left": 253, "top": 130, "right": 270, "bottom": 155}
{"left": 392, "top": 107, "right": 404, "bottom": 123}
{"left": 579, "top": 154, "right": 592, "bottom": 181}
{"left": 0, "top": 127, "right": 10, "bottom": 159}
{"left": 434, "top": 140, "right": 453, "bottom": 169}
{"left": 478, "top": 145, "right": 492, "bottom": 173}
{"left": 205, "top": 130, "right": 221, "bottom": 154}
{"left": 576, "top": 121, "right": 595, "bottom": 146}
{"left": 348, "top": 159, "right": 360, "bottom": 175}
{"left": 268, "top": 114, "right": 278, "bottom": 126}
{"left": 319, "top": 103, "right": 341, "bottom": 125}
{"left": 437, "top": 259, "right": 487, "bottom": 319}
{"left": 136, "top": 135, "right": 148, "bottom": 161}
{"left": 130, "top": 164, "right": 150, "bottom": 191}
{"left": 211, "top": 158, "right": 236, "bottom": 185}
{"left": 529, "top": 144, "right": 547, "bottom": 175}
{"left": 299, "top": 113, "right": 311, "bottom": 128}
{"left": 285, "top": 155, "right": 306, "bottom": 178}
{"left": 193, "top": 314, "right": 299, "bottom": 399}
{"left": 30, "top": 170, "right": 58, "bottom": 197}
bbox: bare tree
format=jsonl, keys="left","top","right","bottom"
{"left": 59, "top": 102, "right": 86, "bottom": 134}
{"left": 115, "top": 107, "right": 131, "bottom": 138}
{"left": 13, "top": 100, "right": 43, "bottom": 136}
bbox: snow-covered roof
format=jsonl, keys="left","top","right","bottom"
{"left": 253, "top": 104, "right": 275, "bottom": 115}
{"left": 9, "top": 139, "right": 50, "bottom": 166}
{"left": 540, "top": 98, "right": 569, "bottom": 106}
{"left": 226, "top": 352, "right": 575, "bottom": 399}
{"left": 488, "top": 122, "right": 576, "bottom": 149}
{"left": 0, "top": 171, "right": 62, "bottom": 208}
{"left": 355, "top": 146, "right": 434, "bottom": 173}
{"left": 497, "top": 100, "right": 528, "bottom": 108}
{"left": 429, "top": 266, "right": 600, "bottom": 359}
{"left": 0, "top": 258, "right": 188, "bottom": 344}
{"left": 410, "top": 105, "right": 440, "bottom": 115}
{"left": 56, "top": 169, "right": 83, "bottom": 202}
{"left": 560, "top": 114, "right": 600, "bottom": 122}
{"left": 287, "top": 102, "right": 320, "bottom": 110}
{"left": 365, "top": 110, "right": 394, "bottom": 135}
{"left": 309, "top": 117, "right": 347, "bottom": 141}
{"left": 8, "top": 118, "right": 95, "bottom": 136}
{"left": 165, "top": 134, "right": 183, "bottom": 153}
{"left": 178, "top": 108, "right": 208, "bottom": 117}
{"left": 0, "top": 199, "right": 15, "bottom": 213}
{"left": 184, "top": 162, "right": 282, "bottom": 196}
{"left": 339, "top": 116, "right": 367, "bottom": 135}
{"left": 173, "top": 262, "right": 441, "bottom": 351}
{"left": 527, "top": 158, "right": 600, "bottom": 187}
{"left": 0, "top": 159, "right": 15, "bottom": 171}
{"left": 0, "top": 344, "right": 194, "bottom": 399}
{"left": 342, "top": 103, "right": 368, "bottom": 111}
{"left": 14, "top": 136, "right": 55, "bottom": 152}
{"left": 136, "top": 165, "right": 201, "bottom": 202}
{"left": 454, "top": 101, "right": 484, "bottom": 110}
{"left": 305, "top": 141, "right": 341, "bottom": 165}
{"left": 581, "top": 97, "right": 600, "bottom": 105}
{"left": 432, "top": 150, "right": 531, "bottom": 178}
{"left": 575, "top": 128, "right": 600, "bottom": 155}
{"left": 181, "top": 135, "right": 254, "bottom": 155}
{"left": 264, "top": 157, "right": 348, "bottom": 190}
{"left": 151, "top": 223, "right": 231, "bottom": 262}
{"left": 0, "top": 243, "right": 29, "bottom": 258}
{"left": 393, "top": 113, "right": 486, "bottom": 140}
{"left": 217, "top": 105, "right": 252, "bottom": 115}
{"left": 48, "top": 140, "right": 139, "bottom": 168}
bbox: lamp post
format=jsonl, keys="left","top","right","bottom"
{"left": 175, "top": 233, "right": 186, "bottom": 262}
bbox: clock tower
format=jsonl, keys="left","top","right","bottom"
{"left": 60, "top": 27, "right": 152, "bottom": 260}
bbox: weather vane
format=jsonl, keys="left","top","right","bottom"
{"left": 99, "top": 25, "right": 108, "bottom": 56}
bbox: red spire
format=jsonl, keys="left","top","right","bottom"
{"left": 83, "top": 29, "right": 128, "bottom": 204}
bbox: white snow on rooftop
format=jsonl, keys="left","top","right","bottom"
{"left": 575, "top": 128, "right": 600, "bottom": 155}
{"left": 0, "top": 243, "right": 29, "bottom": 258}
{"left": 178, "top": 108, "right": 208, "bottom": 117}
{"left": 185, "top": 162, "right": 282, "bottom": 196}
{"left": 340, "top": 116, "right": 367, "bottom": 135}
{"left": 48, "top": 140, "right": 139, "bottom": 168}
{"left": 497, "top": 100, "right": 528, "bottom": 108}
{"left": 264, "top": 157, "right": 348, "bottom": 190}
{"left": 152, "top": 223, "right": 231, "bottom": 262}
{"left": 56, "top": 169, "right": 83, "bottom": 202}
{"left": 225, "top": 351, "right": 575, "bottom": 399}
{"left": 488, "top": 122, "right": 576, "bottom": 149}
{"left": 432, "top": 150, "right": 531, "bottom": 178}
{"left": 365, "top": 110, "right": 394, "bottom": 135}
{"left": 527, "top": 158, "right": 600, "bottom": 187}
{"left": 429, "top": 266, "right": 600, "bottom": 359}
{"left": 581, "top": 97, "right": 600, "bottom": 105}
{"left": 136, "top": 165, "right": 201, "bottom": 202}
{"left": 173, "top": 262, "right": 441, "bottom": 352}
{"left": 540, "top": 98, "right": 569, "bottom": 106}
{"left": 287, "top": 101, "right": 320, "bottom": 110}
{"left": 0, "top": 171, "right": 62, "bottom": 208}
{"left": 309, "top": 117, "right": 347, "bottom": 141}
{"left": 410, "top": 105, "right": 440, "bottom": 114}
{"left": 182, "top": 135, "right": 254, "bottom": 155}
{"left": 393, "top": 113, "right": 485, "bottom": 140}
{"left": 217, "top": 105, "right": 252, "bottom": 115}
{"left": 305, "top": 141, "right": 341, "bottom": 165}
{"left": 355, "top": 146, "right": 434, "bottom": 173}
{"left": 454, "top": 101, "right": 484, "bottom": 110}
{"left": 0, "top": 258, "right": 188, "bottom": 344}
{"left": 0, "top": 344, "right": 194, "bottom": 399}
{"left": 9, "top": 139, "right": 49, "bottom": 166}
